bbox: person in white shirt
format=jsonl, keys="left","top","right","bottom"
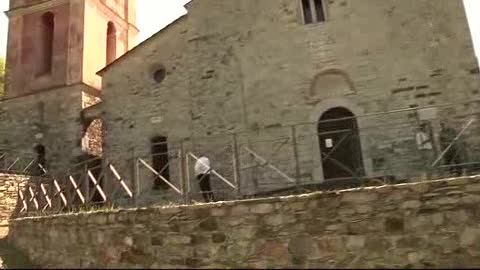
{"left": 194, "top": 155, "right": 215, "bottom": 202}
{"left": 416, "top": 122, "right": 434, "bottom": 179}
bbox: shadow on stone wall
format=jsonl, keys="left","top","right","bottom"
{"left": 0, "top": 174, "right": 36, "bottom": 269}
{"left": 0, "top": 239, "right": 36, "bottom": 269}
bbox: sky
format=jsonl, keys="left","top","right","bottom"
{"left": 0, "top": 0, "right": 479, "bottom": 57}
{"left": 0, "top": 0, "right": 190, "bottom": 57}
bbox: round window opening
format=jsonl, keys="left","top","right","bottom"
{"left": 153, "top": 67, "right": 166, "bottom": 83}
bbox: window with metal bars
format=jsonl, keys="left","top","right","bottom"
{"left": 301, "top": 0, "right": 326, "bottom": 25}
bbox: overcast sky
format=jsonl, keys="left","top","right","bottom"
{"left": 0, "top": 0, "right": 479, "bottom": 57}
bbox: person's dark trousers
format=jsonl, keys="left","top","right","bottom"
{"left": 197, "top": 174, "right": 215, "bottom": 202}
{"left": 445, "top": 149, "right": 461, "bottom": 177}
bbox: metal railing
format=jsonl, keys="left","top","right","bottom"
{"left": 0, "top": 148, "right": 37, "bottom": 175}
{"left": 15, "top": 159, "right": 134, "bottom": 216}
{"left": 4, "top": 102, "right": 480, "bottom": 216}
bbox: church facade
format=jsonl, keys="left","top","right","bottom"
{"left": 98, "top": 0, "right": 480, "bottom": 196}
{"left": 1, "top": 0, "right": 480, "bottom": 198}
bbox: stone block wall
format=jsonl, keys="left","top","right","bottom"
{"left": 0, "top": 85, "right": 95, "bottom": 175}
{"left": 100, "top": 0, "right": 480, "bottom": 196}
{"left": 8, "top": 176, "right": 480, "bottom": 269}
{"left": 82, "top": 91, "right": 103, "bottom": 157}
{"left": 0, "top": 174, "right": 29, "bottom": 239}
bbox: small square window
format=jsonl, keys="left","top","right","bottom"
{"left": 301, "top": 0, "right": 327, "bottom": 25}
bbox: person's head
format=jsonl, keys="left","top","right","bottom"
{"left": 440, "top": 122, "right": 447, "bottom": 129}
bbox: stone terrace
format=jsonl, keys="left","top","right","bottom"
{"left": 6, "top": 175, "right": 480, "bottom": 268}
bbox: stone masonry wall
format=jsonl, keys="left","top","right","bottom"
{"left": 0, "top": 85, "right": 90, "bottom": 176}
{"left": 82, "top": 92, "right": 103, "bottom": 157}
{"left": 8, "top": 176, "right": 480, "bottom": 268}
{"left": 0, "top": 174, "right": 29, "bottom": 239}
{"left": 100, "top": 0, "right": 480, "bottom": 195}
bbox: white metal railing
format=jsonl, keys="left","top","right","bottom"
{"left": 187, "top": 152, "right": 238, "bottom": 190}
{"left": 138, "top": 158, "right": 183, "bottom": 195}
{"left": 243, "top": 147, "right": 296, "bottom": 184}
{"left": 18, "top": 162, "right": 135, "bottom": 215}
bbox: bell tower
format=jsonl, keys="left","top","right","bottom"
{"left": 0, "top": 0, "right": 137, "bottom": 174}
{"left": 4, "top": 0, "right": 138, "bottom": 97}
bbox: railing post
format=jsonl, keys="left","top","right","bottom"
{"left": 131, "top": 147, "right": 139, "bottom": 206}
{"left": 0, "top": 151, "right": 5, "bottom": 171}
{"left": 291, "top": 125, "right": 301, "bottom": 191}
{"left": 185, "top": 148, "right": 191, "bottom": 203}
{"left": 232, "top": 133, "right": 241, "bottom": 199}
{"left": 103, "top": 159, "right": 110, "bottom": 201}
{"left": 179, "top": 141, "right": 189, "bottom": 204}
{"left": 84, "top": 163, "right": 90, "bottom": 205}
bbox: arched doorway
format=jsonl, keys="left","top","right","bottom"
{"left": 318, "top": 107, "right": 364, "bottom": 180}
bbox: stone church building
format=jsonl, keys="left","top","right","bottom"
{"left": 1, "top": 0, "right": 480, "bottom": 198}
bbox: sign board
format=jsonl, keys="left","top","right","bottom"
{"left": 150, "top": 116, "right": 163, "bottom": 124}
{"left": 325, "top": 139, "right": 333, "bottom": 148}
{"left": 417, "top": 107, "right": 438, "bottom": 121}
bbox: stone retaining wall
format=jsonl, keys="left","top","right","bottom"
{"left": 0, "top": 174, "right": 29, "bottom": 238}
{"left": 8, "top": 176, "right": 480, "bottom": 268}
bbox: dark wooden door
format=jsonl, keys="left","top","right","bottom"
{"left": 318, "top": 107, "right": 364, "bottom": 180}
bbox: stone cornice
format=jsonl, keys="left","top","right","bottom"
{"left": 5, "top": 0, "right": 139, "bottom": 32}
{"left": 5, "top": 0, "right": 74, "bottom": 18}
{"left": 0, "top": 82, "right": 100, "bottom": 102}
{"left": 94, "top": 1, "right": 139, "bottom": 32}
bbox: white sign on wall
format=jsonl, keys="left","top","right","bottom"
{"left": 325, "top": 138, "right": 333, "bottom": 148}
{"left": 417, "top": 107, "right": 438, "bottom": 121}
{"left": 150, "top": 116, "right": 163, "bottom": 124}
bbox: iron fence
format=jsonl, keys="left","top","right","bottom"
{"left": 5, "top": 102, "right": 480, "bottom": 217}
{"left": 0, "top": 148, "right": 37, "bottom": 175}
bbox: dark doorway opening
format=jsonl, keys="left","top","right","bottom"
{"left": 33, "top": 145, "right": 46, "bottom": 176}
{"left": 151, "top": 136, "right": 170, "bottom": 190}
{"left": 318, "top": 107, "right": 365, "bottom": 180}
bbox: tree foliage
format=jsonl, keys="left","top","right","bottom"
{"left": 0, "top": 57, "right": 4, "bottom": 98}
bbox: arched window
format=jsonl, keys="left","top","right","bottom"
{"left": 38, "top": 12, "right": 55, "bottom": 76}
{"left": 106, "top": 22, "right": 117, "bottom": 65}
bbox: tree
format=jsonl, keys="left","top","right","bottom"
{"left": 0, "top": 57, "right": 4, "bottom": 98}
